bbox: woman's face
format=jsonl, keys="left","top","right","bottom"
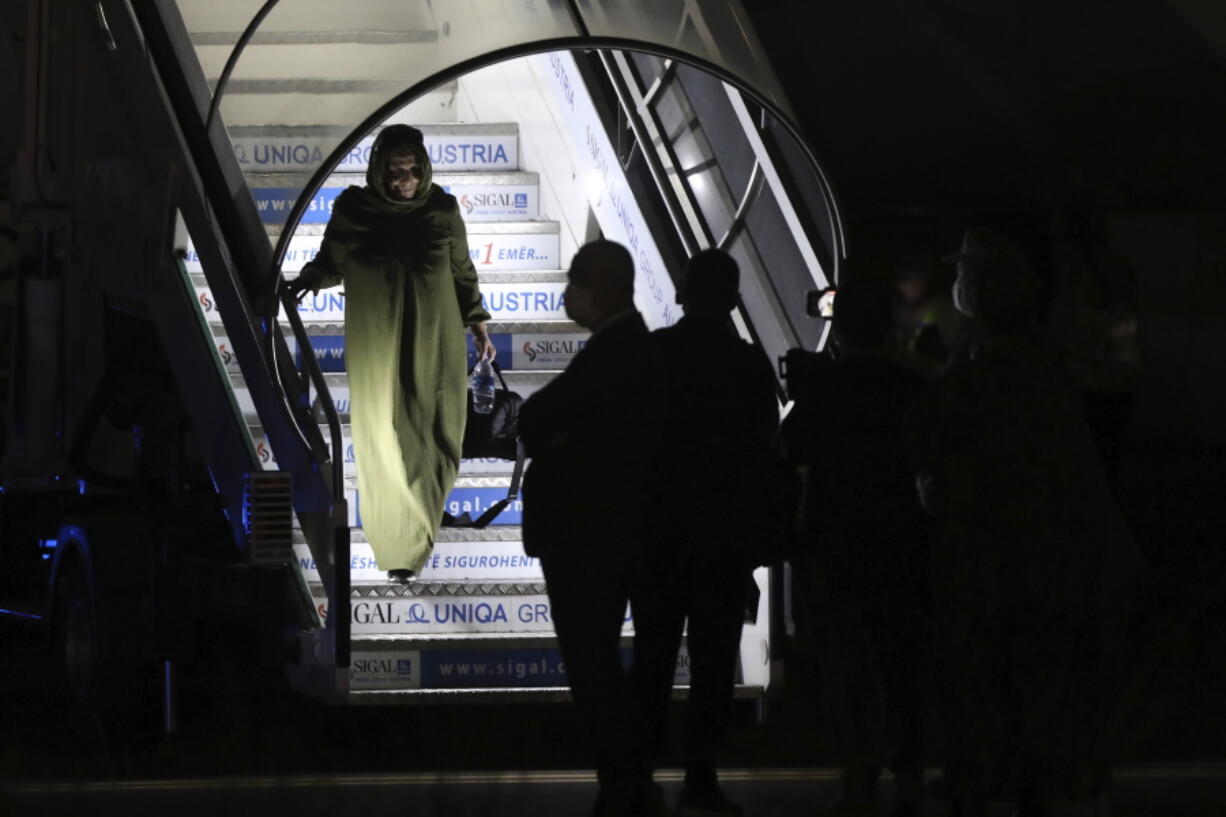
{"left": 386, "top": 150, "right": 423, "bottom": 200}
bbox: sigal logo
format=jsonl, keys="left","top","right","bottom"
{"left": 256, "top": 440, "right": 272, "bottom": 464}
{"left": 460, "top": 192, "right": 528, "bottom": 215}
{"left": 522, "top": 338, "right": 586, "bottom": 363}
{"left": 217, "top": 343, "right": 233, "bottom": 366}
{"left": 351, "top": 658, "right": 414, "bottom": 676}
{"left": 198, "top": 291, "right": 214, "bottom": 312}
{"left": 345, "top": 444, "right": 356, "bottom": 463}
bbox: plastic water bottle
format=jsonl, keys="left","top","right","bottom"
{"left": 471, "top": 359, "right": 496, "bottom": 414}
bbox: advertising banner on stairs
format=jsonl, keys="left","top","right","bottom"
{"left": 535, "top": 51, "right": 678, "bottom": 329}
{"left": 230, "top": 130, "right": 518, "bottom": 174}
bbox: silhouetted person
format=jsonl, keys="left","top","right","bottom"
{"left": 519, "top": 240, "right": 665, "bottom": 817}
{"left": 907, "top": 228, "right": 1142, "bottom": 817}
{"left": 782, "top": 275, "right": 929, "bottom": 817}
{"left": 635, "top": 249, "right": 779, "bottom": 817}
{"left": 892, "top": 247, "right": 971, "bottom": 378}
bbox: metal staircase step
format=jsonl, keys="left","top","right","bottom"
{"left": 292, "top": 526, "right": 525, "bottom": 544}
{"left": 328, "top": 633, "right": 704, "bottom": 697}
{"left": 190, "top": 30, "right": 439, "bottom": 47}
{"left": 312, "top": 584, "right": 560, "bottom": 636}
{"left": 180, "top": 1, "right": 437, "bottom": 42}
{"left": 293, "top": 528, "right": 536, "bottom": 584}
{"left": 189, "top": 220, "right": 561, "bottom": 276}
{"left": 212, "top": 320, "right": 586, "bottom": 379}
{"left": 246, "top": 172, "right": 542, "bottom": 225}
{"left": 226, "top": 123, "right": 519, "bottom": 173}
{"left": 253, "top": 422, "right": 524, "bottom": 477}
{"left": 203, "top": 82, "right": 457, "bottom": 128}
{"left": 234, "top": 369, "right": 557, "bottom": 423}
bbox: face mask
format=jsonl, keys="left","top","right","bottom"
{"left": 564, "top": 282, "right": 599, "bottom": 328}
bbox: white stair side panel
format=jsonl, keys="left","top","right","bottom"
{"left": 347, "top": 644, "right": 694, "bottom": 691}
{"left": 531, "top": 52, "right": 679, "bottom": 329}
{"left": 455, "top": 59, "right": 590, "bottom": 268}
{"left": 316, "top": 594, "right": 633, "bottom": 636}
{"left": 248, "top": 173, "right": 541, "bottom": 225}
{"left": 188, "top": 227, "right": 559, "bottom": 274}
{"left": 319, "top": 594, "right": 561, "bottom": 635}
{"left": 229, "top": 123, "right": 516, "bottom": 173}
{"left": 216, "top": 326, "right": 588, "bottom": 376}
{"left": 479, "top": 282, "right": 567, "bottom": 320}
{"left": 179, "top": 1, "right": 436, "bottom": 38}
{"left": 293, "top": 540, "right": 541, "bottom": 582}
{"left": 217, "top": 85, "right": 455, "bottom": 129}
{"left": 251, "top": 424, "right": 521, "bottom": 478}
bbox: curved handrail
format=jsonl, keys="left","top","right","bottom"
{"left": 274, "top": 292, "right": 345, "bottom": 496}
{"left": 263, "top": 37, "right": 847, "bottom": 312}
{"left": 204, "top": 0, "right": 280, "bottom": 135}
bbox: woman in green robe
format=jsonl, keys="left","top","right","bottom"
{"left": 287, "top": 124, "right": 494, "bottom": 580}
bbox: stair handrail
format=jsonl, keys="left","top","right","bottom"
{"left": 138, "top": 1, "right": 349, "bottom": 671}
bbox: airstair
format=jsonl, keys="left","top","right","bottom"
{"left": 169, "top": 1, "right": 835, "bottom": 703}
{"left": 2, "top": 0, "right": 841, "bottom": 710}
{"left": 191, "top": 117, "right": 617, "bottom": 699}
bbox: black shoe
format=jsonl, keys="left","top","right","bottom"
{"left": 676, "top": 783, "right": 743, "bottom": 817}
{"left": 387, "top": 569, "right": 414, "bottom": 584}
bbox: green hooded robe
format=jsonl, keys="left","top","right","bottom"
{"left": 296, "top": 125, "right": 490, "bottom": 572}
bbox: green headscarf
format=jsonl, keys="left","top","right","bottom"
{"left": 363, "top": 124, "right": 435, "bottom": 212}
{"left": 320, "top": 125, "right": 437, "bottom": 266}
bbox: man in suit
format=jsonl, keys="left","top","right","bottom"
{"left": 519, "top": 240, "right": 666, "bottom": 817}
{"left": 635, "top": 248, "right": 780, "bottom": 817}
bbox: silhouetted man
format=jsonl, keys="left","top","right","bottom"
{"left": 783, "top": 275, "right": 929, "bottom": 817}
{"left": 637, "top": 248, "right": 779, "bottom": 817}
{"left": 519, "top": 240, "right": 665, "bottom": 817}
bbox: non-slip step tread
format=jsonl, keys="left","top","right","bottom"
{"left": 315, "top": 370, "right": 562, "bottom": 388}
{"left": 292, "top": 526, "right": 524, "bottom": 545}
{"left": 346, "top": 687, "right": 574, "bottom": 704}
{"left": 344, "top": 685, "right": 766, "bottom": 705}
{"left": 245, "top": 171, "right": 541, "bottom": 186}
{"left": 351, "top": 632, "right": 564, "bottom": 645}
{"left": 191, "top": 30, "right": 440, "bottom": 46}
{"left": 226, "top": 123, "right": 520, "bottom": 138}
{"left": 312, "top": 580, "right": 547, "bottom": 598}
{"left": 209, "top": 78, "right": 436, "bottom": 95}
{"left": 229, "top": 319, "right": 582, "bottom": 336}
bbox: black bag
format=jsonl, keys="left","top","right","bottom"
{"left": 462, "top": 361, "right": 521, "bottom": 461}
{"left": 448, "top": 362, "right": 524, "bottom": 529}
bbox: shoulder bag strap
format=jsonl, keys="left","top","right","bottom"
{"left": 470, "top": 438, "right": 526, "bottom": 528}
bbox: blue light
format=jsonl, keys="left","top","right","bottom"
{"left": 39, "top": 538, "right": 58, "bottom": 551}
{"left": 78, "top": 479, "right": 87, "bottom": 495}
{"left": 0, "top": 608, "right": 43, "bottom": 621}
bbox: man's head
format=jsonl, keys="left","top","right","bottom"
{"left": 564, "top": 240, "right": 636, "bottom": 330}
{"left": 831, "top": 275, "right": 893, "bottom": 354}
{"left": 677, "top": 248, "right": 739, "bottom": 317}
{"left": 944, "top": 226, "right": 1041, "bottom": 335}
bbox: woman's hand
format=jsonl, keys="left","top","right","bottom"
{"left": 281, "top": 268, "right": 321, "bottom": 304}
{"left": 471, "top": 321, "right": 496, "bottom": 362}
